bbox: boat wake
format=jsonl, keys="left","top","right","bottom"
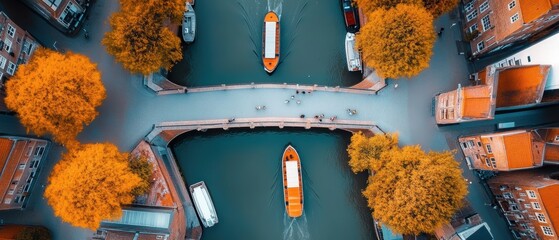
{"left": 267, "top": 0, "right": 283, "bottom": 19}
{"left": 283, "top": 213, "right": 310, "bottom": 240}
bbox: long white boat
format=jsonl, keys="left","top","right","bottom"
{"left": 189, "top": 181, "right": 218, "bottom": 227}
{"left": 345, "top": 32, "right": 362, "bottom": 72}
{"left": 182, "top": 3, "right": 196, "bottom": 43}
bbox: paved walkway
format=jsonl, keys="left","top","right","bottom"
{"left": 0, "top": 1, "right": 513, "bottom": 239}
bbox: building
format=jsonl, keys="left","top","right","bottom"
{"left": 0, "top": 12, "right": 40, "bottom": 87}
{"left": 19, "top": 0, "right": 91, "bottom": 35}
{"left": 92, "top": 141, "right": 193, "bottom": 240}
{"left": 461, "top": 0, "right": 559, "bottom": 57}
{"left": 488, "top": 167, "right": 559, "bottom": 239}
{"left": 0, "top": 225, "right": 51, "bottom": 239}
{"left": 459, "top": 128, "right": 559, "bottom": 171}
{"left": 490, "top": 31, "right": 559, "bottom": 91}
{"left": 0, "top": 136, "right": 49, "bottom": 210}
{"left": 459, "top": 130, "right": 545, "bottom": 171}
{"left": 0, "top": 11, "right": 40, "bottom": 113}
{"left": 435, "top": 202, "right": 494, "bottom": 240}
{"left": 435, "top": 64, "right": 550, "bottom": 124}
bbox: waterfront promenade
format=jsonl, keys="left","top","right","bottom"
{"left": 0, "top": 0, "right": 515, "bottom": 239}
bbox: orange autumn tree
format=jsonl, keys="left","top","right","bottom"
{"left": 354, "top": 0, "right": 421, "bottom": 15}
{"left": 363, "top": 146, "right": 468, "bottom": 235}
{"left": 422, "top": 0, "right": 459, "bottom": 18}
{"left": 347, "top": 132, "right": 398, "bottom": 173}
{"left": 356, "top": 4, "right": 435, "bottom": 79}
{"left": 355, "top": 0, "right": 458, "bottom": 17}
{"left": 103, "top": 0, "right": 184, "bottom": 75}
{"left": 44, "top": 143, "right": 142, "bottom": 230}
{"left": 4, "top": 48, "right": 106, "bottom": 147}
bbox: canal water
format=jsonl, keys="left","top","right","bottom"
{"left": 171, "top": 128, "right": 375, "bottom": 240}
{"left": 168, "top": 0, "right": 362, "bottom": 87}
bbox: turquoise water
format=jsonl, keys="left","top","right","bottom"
{"left": 168, "top": 0, "right": 362, "bottom": 87}
{"left": 171, "top": 128, "right": 375, "bottom": 240}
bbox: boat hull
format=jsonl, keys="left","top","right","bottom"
{"left": 190, "top": 181, "right": 219, "bottom": 227}
{"left": 282, "top": 145, "right": 303, "bottom": 218}
{"left": 263, "top": 11, "right": 280, "bottom": 73}
{"left": 345, "top": 32, "right": 362, "bottom": 72}
{"left": 182, "top": 3, "right": 196, "bottom": 43}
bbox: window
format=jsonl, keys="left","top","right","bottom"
{"left": 18, "top": 163, "right": 25, "bottom": 170}
{"left": 482, "top": 15, "right": 491, "bottom": 31}
{"left": 467, "top": 10, "right": 478, "bottom": 22}
{"left": 477, "top": 41, "right": 485, "bottom": 51}
{"left": 479, "top": 1, "right": 489, "bottom": 13}
{"left": 4, "top": 198, "right": 11, "bottom": 204}
{"left": 511, "top": 205, "right": 519, "bottom": 211}
{"left": 490, "top": 157, "right": 497, "bottom": 168}
{"left": 0, "top": 55, "right": 6, "bottom": 70}
{"left": 542, "top": 226, "right": 554, "bottom": 236}
{"left": 42, "top": 0, "right": 62, "bottom": 10}
{"left": 520, "top": 223, "right": 529, "bottom": 229}
{"left": 485, "top": 158, "right": 491, "bottom": 167}
{"left": 486, "top": 144, "right": 492, "bottom": 153}
{"left": 464, "top": 1, "right": 475, "bottom": 12}
{"left": 33, "top": 146, "right": 45, "bottom": 156}
{"left": 7, "top": 62, "right": 16, "bottom": 75}
{"left": 504, "top": 192, "right": 513, "bottom": 199}
{"left": 469, "top": 23, "right": 478, "bottom": 33}
{"left": 519, "top": 192, "right": 526, "bottom": 197}
{"left": 477, "top": 141, "right": 482, "bottom": 147}
{"left": 511, "top": 13, "right": 520, "bottom": 23}
{"left": 515, "top": 59, "right": 521, "bottom": 65}
{"left": 58, "top": 3, "right": 76, "bottom": 25}
{"left": 532, "top": 202, "right": 541, "bottom": 210}
{"left": 527, "top": 56, "right": 531, "bottom": 62}
{"left": 536, "top": 213, "right": 546, "bottom": 223}
{"left": 461, "top": 142, "right": 468, "bottom": 149}
{"left": 7, "top": 24, "right": 15, "bottom": 38}
{"left": 508, "top": 0, "right": 516, "bottom": 10}
{"left": 4, "top": 38, "right": 12, "bottom": 52}
{"left": 524, "top": 203, "right": 531, "bottom": 208}
{"left": 467, "top": 140, "right": 475, "bottom": 147}
{"left": 554, "top": 135, "right": 559, "bottom": 141}
{"left": 546, "top": 15, "right": 558, "bottom": 22}
{"left": 7, "top": 189, "right": 14, "bottom": 195}
{"left": 527, "top": 190, "right": 537, "bottom": 199}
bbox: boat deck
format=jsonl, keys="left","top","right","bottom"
{"left": 283, "top": 145, "right": 303, "bottom": 217}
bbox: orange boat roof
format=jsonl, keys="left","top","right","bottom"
{"left": 263, "top": 11, "right": 280, "bottom": 73}
{"left": 283, "top": 145, "right": 303, "bottom": 218}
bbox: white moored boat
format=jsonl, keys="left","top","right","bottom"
{"left": 182, "top": 3, "right": 196, "bottom": 43}
{"left": 345, "top": 32, "right": 362, "bottom": 72}
{"left": 190, "top": 181, "right": 218, "bottom": 227}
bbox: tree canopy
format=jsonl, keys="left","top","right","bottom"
{"left": 44, "top": 143, "right": 142, "bottom": 230}
{"left": 103, "top": 0, "right": 185, "bottom": 75}
{"left": 355, "top": 0, "right": 458, "bottom": 17}
{"left": 129, "top": 154, "right": 153, "bottom": 196}
{"left": 356, "top": 4, "right": 435, "bottom": 79}
{"left": 347, "top": 132, "right": 398, "bottom": 173}
{"left": 355, "top": 0, "right": 421, "bottom": 16}
{"left": 422, "top": 0, "right": 459, "bottom": 18}
{"left": 4, "top": 48, "right": 106, "bottom": 147}
{"left": 362, "top": 145, "right": 468, "bottom": 235}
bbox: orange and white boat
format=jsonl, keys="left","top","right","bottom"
{"left": 282, "top": 144, "right": 303, "bottom": 218}
{"left": 263, "top": 11, "right": 280, "bottom": 73}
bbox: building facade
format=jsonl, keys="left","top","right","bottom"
{"left": 19, "top": 0, "right": 91, "bottom": 35}
{"left": 0, "top": 12, "right": 39, "bottom": 87}
{"left": 488, "top": 168, "right": 559, "bottom": 239}
{"left": 459, "top": 130, "right": 545, "bottom": 171}
{"left": 462, "top": 0, "right": 559, "bottom": 57}
{"left": 435, "top": 65, "right": 550, "bottom": 124}
{"left": 0, "top": 136, "right": 49, "bottom": 210}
